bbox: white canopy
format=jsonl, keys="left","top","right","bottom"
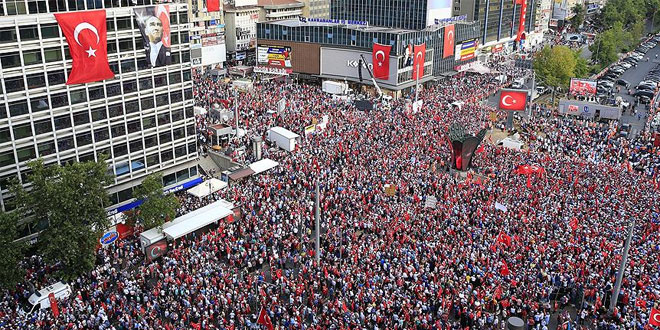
{"left": 249, "top": 158, "right": 280, "bottom": 174}
{"left": 162, "top": 200, "right": 233, "bottom": 240}
{"left": 187, "top": 178, "right": 227, "bottom": 199}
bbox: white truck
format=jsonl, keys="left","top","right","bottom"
{"left": 26, "top": 282, "right": 72, "bottom": 314}
{"left": 267, "top": 126, "right": 301, "bottom": 152}
{"left": 322, "top": 81, "right": 349, "bottom": 95}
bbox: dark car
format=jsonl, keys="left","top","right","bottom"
{"left": 616, "top": 79, "right": 630, "bottom": 87}
{"left": 636, "top": 90, "right": 655, "bottom": 98}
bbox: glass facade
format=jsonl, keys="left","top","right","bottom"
{"left": 331, "top": 0, "right": 428, "bottom": 31}
{"left": 474, "top": 0, "right": 537, "bottom": 45}
{"left": 0, "top": 4, "right": 198, "bottom": 231}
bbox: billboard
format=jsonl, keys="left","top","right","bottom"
{"left": 569, "top": 78, "right": 597, "bottom": 96}
{"left": 134, "top": 5, "right": 171, "bottom": 68}
{"left": 320, "top": 48, "right": 400, "bottom": 86}
{"left": 456, "top": 39, "right": 478, "bottom": 61}
{"left": 257, "top": 45, "right": 292, "bottom": 68}
{"left": 426, "top": 0, "right": 453, "bottom": 26}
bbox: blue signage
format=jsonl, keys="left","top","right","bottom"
{"left": 434, "top": 15, "right": 467, "bottom": 25}
{"left": 305, "top": 18, "right": 369, "bottom": 26}
{"left": 210, "top": 19, "right": 216, "bottom": 25}
{"left": 107, "top": 177, "right": 204, "bottom": 216}
{"left": 100, "top": 231, "right": 119, "bottom": 245}
{"left": 583, "top": 105, "right": 589, "bottom": 113}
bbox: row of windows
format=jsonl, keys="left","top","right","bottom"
{"left": 0, "top": 106, "right": 194, "bottom": 144}
{"left": 0, "top": 21, "right": 189, "bottom": 45}
{"left": 330, "top": 0, "right": 428, "bottom": 30}
{"left": 109, "top": 165, "right": 198, "bottom": 206}
{"left": 1, "top": 0, "right": 189, "bottom": 18}
{"left": 0, "top": 124, "right": 195, "bottom": 168}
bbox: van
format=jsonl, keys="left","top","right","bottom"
{"left": 27, "top": 282, "right": 72, "bottom": 313}
{"left": 512, "top": 78, "right": 525, "bottom": 89}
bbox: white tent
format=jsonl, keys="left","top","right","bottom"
{"left": 187, "top": 178, "right": 227, "bottom": 199}
{"left": 466, "top": 62, "right": 493, "bottom": 75}
{"left": 249, "top": 158, "right": 280, "bottom": 174}
{"left": 162, "top": 200, "right": 233, "bottom": 240}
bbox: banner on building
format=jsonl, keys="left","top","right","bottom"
{"left": 569, "top": 78, "right": 597, "bottom": 95}
{"left": 54, "top": 10, "right": 114, "bottom": 85}
{"left": 257, "top": 45, "right": 292, "bottom": 68}
{"left": 456, "top": 39, "right": 478, "bottom": 61}
{"left": 372, "top": 43, "right": 391, "bottom": 80}
{"left": 145, "top": 240, "right": 168, "bottom": 262}
{"left": 516, "top": 0, "right": 527, "bottom": 41}
{"left": 443, "top": 24, "right": 455, "bottom": 58}
{"left": 134, "top": 5, "right": 172, "bottom": 68}
{"left": 412, "top": 43, "right": 426, "bottom": 79}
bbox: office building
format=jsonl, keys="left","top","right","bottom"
{"left": 330, "top": 0, "right": 454, "bottom": 30}
{"left": 0, "top": 1, "right": 198, "bottom": 238}
{"left": 188, "top": 0, "right": 227, "bottom": 69}
{"left": 301, "top": 0, "right": 330, "bottom": 18}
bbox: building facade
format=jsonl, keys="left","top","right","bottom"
{"left": 257, "top": 0, "right": 304, "bottom": 21}
{"left": 224, "top": 2, "right": 259, "bottom": 62}
{"left": 301, "top": 0, "right": 329, "bottom": 18}
{"left": 330, "top": 0, "right": 430, "bottom": 30}
{"left": 187, "top": 0, "right": 226, "bottom": 69}
{"left": 0, "top": 1, "right": 198, "bottom": 238}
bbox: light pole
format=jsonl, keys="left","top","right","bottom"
{"left": 609, "top": 218, "right": 635, "bottom": 315}
{"left": 314, "top": 181, "right": 320, "bottom": 265}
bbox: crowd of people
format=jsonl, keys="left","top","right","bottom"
{"left": 1, "top": 61, "right": 659, "bottom": 330}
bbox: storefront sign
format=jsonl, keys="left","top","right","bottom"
{"left": 254, "top": 66, "right": 292, "bottom": 75}
{"left": 100, "top": 231, "right": 119, "bottom": 246}
{"left": 257, "top": 45, "right": 292, "bottom": 68}
{"left": 305, "top": 18, "right": 368, "bottom": 26}
{"left": 107, "top": 177, "right": 203, "bottom": 216}
{"left": 434, "top": 15, "right": 467, "bottom": 26}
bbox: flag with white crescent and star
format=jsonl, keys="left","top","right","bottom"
{"left": 55, "top": 10, "right": 114, "bottom": 85}
{"left": 412, "top": 43, "right": 426, "bottom": 80}
{"left": 372, "top": 43, "right": 391, "bottom": 80}
{"left": 499, "top": 89, "right": 528, "bottom": 111}
{"left": 443, "top": 24, "right": 455, "bottom": 58}
{"left": 650, "top": 308, "right": 660, "bottom": 327}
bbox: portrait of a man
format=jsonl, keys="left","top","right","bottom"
{"left": 134, "top": 5, "right": 172, "bottom": 67}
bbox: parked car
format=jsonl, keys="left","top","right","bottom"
{"left": 616, "top": 79, "right": 630, "bottom": 87}
{"left": 635, "top": 90, "right": 655, "bottom": 98}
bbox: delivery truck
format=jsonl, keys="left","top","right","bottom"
{"left": 267, "top": 127, "right": 300, "bottom": 152}
{"left": 322, "top": 81, "right": 349, "bottom": 95}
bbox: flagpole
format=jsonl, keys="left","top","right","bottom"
{"left": 415, "top": 60, "right": 420, "bottom": 109}
{"left": 609, "top": 217, "right": 635, "bottom": 315}
{"left": 315, "top": 181, "right": 320, "bottom": 265}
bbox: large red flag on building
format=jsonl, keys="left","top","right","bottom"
{"left": 412, "top": 43, "right": 426, "bottom": 80}
{"left": 207, "top": 0, "right": 220, "bottom": 12}
{"left": 516, "top": 0, "right": 528, "bottom": 42}
{"left": 48, "top": 293, "right": 60, "bottom": 318}
{"left": 54, "top": 10, "right": 114, "bottom": 85}
{"left": 257, "top": 307, "right": 274, "bottom": 330}
{"left": 499, "top": 89, "right": 528, "bottom": 111}
{"left": 443, "top": 24, "right": 455, "bottom": 58}
{"left": 372, "top": 43, "right": 391, "bottom": 80}
{"left": 650, "top": 308, "right": 660, "bottom": 326}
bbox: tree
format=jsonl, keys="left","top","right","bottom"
{"left": 13, "top": 157, "right": 113, "bottom": 280}
{"left": 132, "top": 173, "right": 180, "bottom": 230}
{"left": 589, "top": 22, "right": 631, "bottom": 65}
{"left": 571, "top": 4, "right": 585, "bottom": 29}
{"left": 574, "top": 52, "right": 590, "bottom": 78}
{"left": 0, "top": 211, "right": 26, "bottom": 289}
{"left": 534, "top": 46, "right": 578, "bottom": 91}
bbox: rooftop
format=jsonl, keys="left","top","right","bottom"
{"left": 257, "top": 0, "right": 305, "bottom": 9}
{"left": 263, "top": 18, "right": 414, "bottom": 34}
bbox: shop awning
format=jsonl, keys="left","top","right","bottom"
{"left": 248, "top": 158, "right": 280, "bottom": 174}
{"left": 162, "top": 200, "right": 233, "bottom": 240}
{"left": 187, "top": 178, "right": 228, "bottom": 198}
{"left": 228, "top": 168, "right": 255, "bottom": 180}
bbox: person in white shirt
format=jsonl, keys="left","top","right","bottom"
{"left": 143, "top": 16, "right": 171, "bottom": 67}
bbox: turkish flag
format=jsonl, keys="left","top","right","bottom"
{"left": 412, "top": 43, "right": 426, "bottom": 80}
{"left": 499, "top": 89, "right": 528, "bottom": 111}
{"left": 55, "top": 10, "right": 114, "bottom": 85}
{"left": 48, "top": 293, "right": 60, "bottom": 318}
{"left": 650, "top": 308, "right": 660, "bottom": 326}
{"left": 570, "top": 217, "right": 579, "bottom": 231}
{"left": 443, "top": 24, "right": 455, "bottom": 58}
{"left": 208, "top": 0, "right": 220, "bottom": 12}
{"left": 497, "top": 232, "right": 512, "bottom": 247}
{"left": 372, "top": 43, "right": 391, "bottom": 80}
{"left": 499, "top": 262, "right": 510, "bottom": 276}
{"left": 516, "top": 0, "right": 527, "bottom": 41}
{"left": 257, "top": 307, "right": 274, "bottom": 330}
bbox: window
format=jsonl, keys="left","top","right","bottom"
{"left": 50, "top": 92, "right": 68, "bottom": 108}
{"left": 79, "top": 153, "right": 95, "bottom": 162}
{"left": 156, "top": 94, "right": 169, "bottom": 107}
{"left": 117, "top": 187, "right": 132, "bottom": 203}
{"left": 187, "top": 124, "right": 195, "bottom": 136}
{"left": 184, "top": 88, "right": 192, "bottom": 100}
{"left": 109, "top": 61, "right": 119, "bottom": 74}
{"left": 106, "top": 83, "right": 121, "bottom": 97}
{"left": 182, "top": 50, "right": 190, "bottom": 63}
{"left": 170, "top": 12, "right": 178, "bottom": 24}
{"left": 122, "top": 79, "right": 137, "bottom": 93}
{"left": 117, "top": 17, "right": 132, "bottom": 30}
{"left": 17, "top": 147, "right": 36, "bottom": 162}
{"left": 142, "top": 116, "right": 156, "bottom": 129}
{"left": 9, "top": 101, "right": 29, "bottom": 117}
{"left": 125, "top": 100, "right": 139, "bottom": 114}
{"left": 170, "top": 91, "right": 183, "bottom": 103}
{"left": 175, "top": 145, "right": 186, "bottom": 158}
{"left": 176, "top": 168, "right": 189, "bottom": 182}
{"left": 34, "top": 119, "right": 52, "bottom": 135}
{"left": 38, "top": 141, "right": 55, "bottom": 156}
{"left": 70, "top": 89, "right": 87, "bottom": 104}
{"left": 0, "top": 152, "right": 15, "bottom": 167}
{"left": 0, "top": 128, "right": 10, "bottom": 143}
{"left": 23, "top": 50, "right": 42, "bottom": 65}
{"left": 129, "top": 139, "right": 143, "bottom": 153}
{"left": 144, "top": 135, "right": 157, "bottom": 148}
{"left": 1, "top": 53, "right": 21, "bottom": 69}
{"left": 107, "top": 41, "right": 117, "bottom": 55}
{"left": 4, "top": 76, "right": 25, "bottom": 93}
{"left": 26, "top": 73, "right": 46, "bottom": 89}
{"left": 163, "top": 172, "right": 176, "bottom": 186}
{"left": 111, "top": 123, "right": 126, "bottom": 137}
{"left": 185, "top": 106, "right": 193, "bottom": 118}
{"left": 76, "top": 132, "right": 92, "bottom": 146}
{"left": 30, "top": 96, "right": 49, "bottom": 112}
{"left": 171, "top": 52, "right": 180, "bottom": 65}
{"left": 190, "top": 164, "right": 198, "bottom": 176}
{"left": 146, "top": 153, "right": 159, "bottom": 166}
{"left": 13, "top": 123, "right": 32, "bottom": 139}
{"left": 172, "top": 109, "right": 184, "bottom": 122}
{"left": 157, "top": 112, "right": 170, "bottom": 125}
{"left": 154, "top": 74, "right": 167, "bottom": 87}
{"left": 40, "top": 24, "right": 59, "bottom": 39}
{"left": 54, "top": 115, "right": 71, "bottom": 130}
{"left": 73, "top": 111, "right": 90, "bottom": 125}
{"left": 113, "top": 143, "right": 127, "bottom": 157}
{"left": 169, "top": 71, "right": 181, "bottom": 84}
{"left": 44, "top": 48, "right": 62, "bottom": 62}
{"left": 159, "top": 131, "right": 172, "bottom": 144}
{"left": 0, "top": 28, "right": 17, "bottom": 44}
{"left": 183, "top": 70, "right": 192, "bottom": 81}
{"left": 141, "top": 97, "right": 154, "bottom": 110}
{"left": 160, "top": 149, "right": 173, "bottom": 162}
{"left": 137, "top": 58, "right": 149, "bottom": 71}
{"left": 121, "top": 59, "right": 135, "bottom": 73}
{"left": 139, "top": 77, "right": 153, "bottom": 90}
{"left": 108, "top": 104, "right": 123, "bottom": 118}
{"left": 47, "top": 70, "right": 65, "bottom": 85}
{"left": 89, "top": 86, "right": 105, "bottom": 101}
{"left": 91, "top": 107, "right": 107, "bottom": 122}
{"left": 127, "top": 120, "right": 141, "bottom": 134}
{"left": 119, "top": 38, "right": 134, "bottom": 52}
{"left": 94, "top": 127, "right": 109, "bottom": 142}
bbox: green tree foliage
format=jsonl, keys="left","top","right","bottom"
{"left": 132, "top": 173, "right": 180, "bottom": 230}
{"left": 0, "top": 211, "right": 26, "bottom": 289}
{"left": 533, "top": 46, "right": 578, "bottom": 89}
{"left": 571, "top": 4, "right": 585, "bottom": 29}
{"left": 13, "top": 157, "right": 113, "bottom": 280}
{"left": 601, "top": 0, "right": 644, "bottom": 28}
{"left": 574, "top": 53, "right": 590, "bottom": 78}
{"left": 589, "top": 22, "right": 632, "bottom": 66}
